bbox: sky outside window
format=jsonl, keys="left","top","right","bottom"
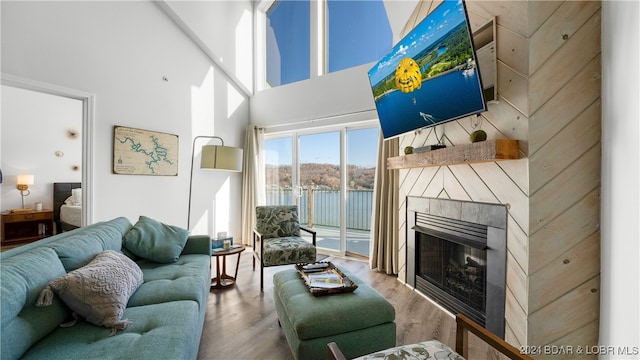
{"left": 266, "top": 0, "right": 392, "bottom": 87}
{"left": 347, "top": 128, "right": 379, "bottom": 168}
{"left": 266, "top": 1, "right": 310, "bottom": 86}
{"left": 265, "top": 137, "right": 292, "bottom": 166}
{"left": 326, "top": 0, "right": 392, "bottom": 73}
{"left": 265, "top": 128, "right": 378, "bottom": 168}
{"left": 300, "top": 132, "right": 340, "bottom": 165}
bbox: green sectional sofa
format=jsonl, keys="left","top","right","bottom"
{"left": 0, "top": 217, "right": 211, "bottom": 360}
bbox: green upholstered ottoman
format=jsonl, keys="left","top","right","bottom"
{"left": 273, "top": 268, "right": 396, "bottom": 360}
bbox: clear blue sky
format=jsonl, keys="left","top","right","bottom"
{"left": 327, "top": 0, "right": 392, "bottom": 73}
{"left": 265, "top": 128, "right": 379, "bottom": 168}
{"left": 267, "top": 0, "right": 392, "bottom": 85}
{"left": 264, "top": 1, "right": 389, "bottom": 167}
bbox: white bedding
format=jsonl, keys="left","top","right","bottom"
{"left": 60, "top": 204, "right": 82, "bottom": 227}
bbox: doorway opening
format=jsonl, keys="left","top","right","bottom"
{"left": 1, "top": 74, "right": 95, "bottom": 228}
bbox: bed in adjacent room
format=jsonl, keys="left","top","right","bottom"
{"left": 53, "top": 182, "right": 82, "bottom": 233}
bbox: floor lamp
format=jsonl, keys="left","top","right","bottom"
{"left": 187, "top": 135, "right": 243, "bottom": 231}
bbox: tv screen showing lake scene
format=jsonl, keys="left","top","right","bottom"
{"left": 368, "top": 0, "right": 486, "bottom": 139}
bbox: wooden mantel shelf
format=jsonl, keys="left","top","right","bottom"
{"left": 387, "top": 139, "right": 520, "bottom": 170}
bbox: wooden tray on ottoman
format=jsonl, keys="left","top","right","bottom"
{"left": 295, "top": 261, "right": 358, "bottom": 296}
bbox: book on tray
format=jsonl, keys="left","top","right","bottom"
{"left": 307, "top": 269, "right": 344, "bottom": 288}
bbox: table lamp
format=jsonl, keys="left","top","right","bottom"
{"left": 15, "top": 174, "right": 35, "bottom": 212}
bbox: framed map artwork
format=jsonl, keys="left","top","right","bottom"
{"left": 113, "top": 126, "right": 179, "bottom": 176}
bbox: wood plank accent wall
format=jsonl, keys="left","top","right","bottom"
{"left": 396, "top": 1, "right": 601, "bottom": 357}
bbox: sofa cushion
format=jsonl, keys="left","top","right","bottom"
{"left": 128, "top": 254, "right": 211, "bottom": 309}
{"left": 21, "top": 300, "right": 201, "bottom": 360}
{"left": 123, "top": 216, "right": 188, "bottom": 263}
{"left": 36, "top": 250, "right": 143, "bottom": 333}
{"left": 256, "top": 205, "right": 301, "bottom": 238}
{"left": 1, "top": 247, "right": 69, "bottom": 360}
{"left": 263, "top": 237, "right": 316, "bottom": 266}
{"left": 47, "top": 217, "right": 133, "bottom": 271}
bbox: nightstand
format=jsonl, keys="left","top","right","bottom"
{"left": 1, "top": 209, "right": 54, "bottom": 247}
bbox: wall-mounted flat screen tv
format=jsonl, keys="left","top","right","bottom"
{"left": 368, "top": 0, "right": 486, "bottom": 140}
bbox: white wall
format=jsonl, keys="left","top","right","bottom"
{"left": 600, "top": 1, "right": 640, "bottom": 357}
{"left": 251, "top": 63, "right": 377, "bottom": 127}
{"left": 164, "top": 0, "right": 253, "bottom": 94}
{"left": 1, "top": 1, "right": 250, "bottom": 239}
{"left": 1, "top": 85, "right": 83, "bottom": 211}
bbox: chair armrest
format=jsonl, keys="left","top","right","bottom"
{"left": 181, "top": 235, "right": 211, "bottom": 255}
{"left": 300, "top": 226, "right": 317, "bottom": 246}
{"left": 327, "top": 342, "right": 347, "bottom": 360}
{"left": 253, "top": 229, "right": 264, "bottom": 255}
{"left": 455, "top": 313, "right": 532, "bottom": 360}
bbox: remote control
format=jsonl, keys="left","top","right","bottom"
{"left": 302, "top": 263, "right": 329, "bottom": 271}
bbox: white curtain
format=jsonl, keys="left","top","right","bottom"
{"left": 240, "top": 125, "right": 264, "bottom": 245}
{"left": 369, "top": 134, "right": 399, "bottom": 274}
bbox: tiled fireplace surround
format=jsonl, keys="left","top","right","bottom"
{"left": 405, "top": 196, "right": 507, "bottom": 338}
{"left": 395, "top": 149, "right": 600, "bottom": 352}
{"left": 395, "top": 0, "right": 601, "bottom": 352}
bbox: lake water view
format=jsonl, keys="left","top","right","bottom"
{"left": 376, "top": 70, "right": 486, "bottom": 139}
{"left": 266, "top": 189, "right": 373, "bottom": 230}
{"left": 266, "top": 189, "right": 374, "bottom": 256}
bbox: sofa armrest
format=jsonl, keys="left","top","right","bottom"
{"left": 181, "top": 235, "right": 211, "bottom": 255}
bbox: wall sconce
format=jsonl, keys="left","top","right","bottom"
{"left": 17, "top": 174, "right": 35, "bottom": 210}
{"left": 187, "top": 136, "right": 243, "bottom": 230}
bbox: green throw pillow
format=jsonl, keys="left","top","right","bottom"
{"left": 123, "top": 216, "right": 188, "bottom": 263}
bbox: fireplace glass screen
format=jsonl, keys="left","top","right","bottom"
{"left": 417, "top": 232, "right": 487, "bottom": 320}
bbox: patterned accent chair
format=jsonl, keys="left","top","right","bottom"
{"left": 253, "top": 205, "right": 316, "bottom": 291}
{"left": 327, "top": 314, "right": 534, "bottom": 360}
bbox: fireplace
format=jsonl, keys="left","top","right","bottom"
{"left": 406, "top": 197, "right": 507, "bottom": 338}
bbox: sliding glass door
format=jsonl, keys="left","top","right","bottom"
{"left": 264, "top": 126, "right": 378, "bottom": 258}
{"left": 264, "top": 137, "right": 293, "bottom": 205}
{"left": 345, "top": 128, "right": 378, "bottom": 257}
{"left": 299, "top": 131, "right": 341, "bottom": 252}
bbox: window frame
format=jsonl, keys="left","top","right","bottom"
{"left": 263, "top": 121, "right": 379, "bottom": 257}
{"left": 256, "top": 0, "right": 321, "bottom": 91}
{"left": 256, "top": 0, "right": 391, "bottom": 91}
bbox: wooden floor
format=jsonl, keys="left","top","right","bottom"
{"left": 197, "top": 252, "right": 475, "bottom": 360}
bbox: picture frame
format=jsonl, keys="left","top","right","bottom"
{"left": 113, "top": 125, "right": 179, "bottom": 176}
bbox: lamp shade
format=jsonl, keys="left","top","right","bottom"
{"left": 17, "top": 174, "right": 34, "bottom": 185}
{"left": 200, "top": 145, "right": 243, "bottom": 172}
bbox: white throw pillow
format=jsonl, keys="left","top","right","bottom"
{"left": 71, "top": 188, "right": 82, "bottom": 206}
{"left": 36, "top": 250, "right": 143, "bottom": 334}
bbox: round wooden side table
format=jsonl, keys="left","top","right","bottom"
{"left": 211, "top": 245, "right": 246, "bottom": 290}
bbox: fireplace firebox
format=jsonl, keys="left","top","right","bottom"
{"left": 406, "top": 197, "right": 507, "bottom": 338}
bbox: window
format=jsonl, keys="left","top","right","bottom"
{"left": 266, "top": 0, "right": 310, "bottom": 87}
{"left": 326, "top": 0, "right": 392, "bottom": 73}
{"left": 264, "top": 125, "right": 379, "bottom": 258}
{"left": 265, "top": 137, "right": 293, "bottom": 205}
{"left": 261, "top": 0, "right": 392, "bottom": 88}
